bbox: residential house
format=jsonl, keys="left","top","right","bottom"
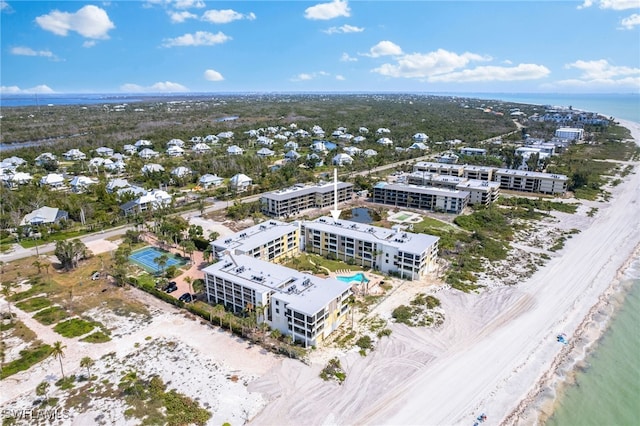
{"left": 343, "top": 146, "right": 362, "bottom": 156}
{"left": 3, "top": 172, "right": 32, "bottom": 188}
{"left": 171, "top": 166, "right": 192, "bottom": 178}
{"left": 69, "top": 176, "right": 97, "bottom": 193}
{"left": 376, "top": 137, "right": 393, "bottom": 146}
{"left": 199, "top": 174, "right": 224, "bottom": 188}
{"left": 257, "top": 148, "right": 275, "bottom": 158}
{"left": 332, "top": 153, "right": 354, "bottom": 166}
{"left": 413, "top": 133, "right": 429, "bottom": 142}
{"left": 20, "top": 206, "right": 68, "bottom": 226}
{"left": 106, "top": 178, "right": 130, "bottom": 193}
{"left": 105, "top": 160, "right": 126, "bottom": 173}
{"left": 120, "top": 189, "right": 172, "bottom": 216}
{"left": 257, "top": 136, "right": 274, "bottom": 146}
{"left": 204, "top": 134, "right": 219, "bottom": 144}
{"left": 285, "top": 150, "right": 301, "bottom": 161}
{"left": 460, "top": 147, "right": 487, "bottom": 156}
{"left": 284, "top": 141, "right": 299, "bottom": 150}
{"left": 62, "top": 149, "right": 87, "bottom": 161}
{"left": 230, "top": 173, "right": 253, "bottom": 192}
{"left": 166, "top": 146, "right": 185, "bottom": 157}
{"left": 39, "top": 173, "right": 65, "bottom": 188}
{"left": 134, "top": 139, "right": 152, "bottom": 148}
{"left": 227, "top": 145, "right": 244, "bottom": 156}
{"left": 358, "top": 127, "right": 369, "bottom": 134}
{"left": 95, "top": 146, "right": 114, "bottom": 157}
{"left": 352, "top": 136, "right": 367, "bottom": 144}
{"left": 191, "top": 143, "right": 211, "bottom": 154}
{"left": 141, "top": 163, "right": 164, "bottom": 174}
{"left": 408, "top": 142, "right": 429, "bottom": 151}
{"left": 138, "top": 148, "right": 159, "bottom": 159}
{"left": 364, "top": 149, "right": 378, "bottom": 157}
{"left": 167, "top": 138, "right": 185, "bottom": 148}
{"left": 123, "top": 145, "right": 137, "bottom": 155}
{"left": 217, "top": 131, "right": 234, "bottom": 139}
{"left": 376, "top": 128, "right": 391, "bottom": 135}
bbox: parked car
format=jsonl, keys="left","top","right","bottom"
{"left": 90, "top": 271, "right": 100, "bottom": 280}
{"left": 166, "top": 285, "right": 178, "bottom": 293}
{"left": 178, "top": 293, "right": 194, "bottom": 303}
{"left": 164, "top": 281, "right": 178, "bottom": 292}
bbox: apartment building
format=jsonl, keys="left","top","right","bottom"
{"left": 405, "top": 172, "right": 500, "bottom": 206}
{"left": 210, "top": 220, "right": 299, "bottom": 263}
{"left": 554, "top": 127, "right": 584, "bottom": 141}
{"left": 373, "top": 182, "right": 470, "bottom": 214}
{"left": 413, "top": 161, "right": 464, "bottom": 177}
{"left": 203, "top": 254, "right": 352, "bottom": 347}
{"left": 494, "top": 169, "right": 568, "bottom": 194}
{"left": 302, "top": 217, "right": 439, "bottom": 280}
{"left": 260, "top": 181, "right": 353, "bottom": 218}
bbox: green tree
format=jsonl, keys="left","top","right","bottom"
{"left": 51, "top": 341, "right": 66, "bottom": 378}
{"left": 154, "top": 254, "right": 169, "bottom": 276}
{"left": 1, "top": 282, "right": 13, "bottom": 321}
{"left": 54, "top": 239, "right": 88, "bottom": 271}
{"left": 80, "top": 356, "right": 95, "bottom": 379}
{"left": 36, "top": 381, "right": 50, "bottom": 404}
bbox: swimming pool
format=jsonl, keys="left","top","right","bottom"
{"left": 129, "top": 246, "right": 187, "bottom": 274}
{"left": 337, "top": 273, "right": 369, "bottom": 283}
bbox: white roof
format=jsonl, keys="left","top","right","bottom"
{"left": 40, "top": 173, "right": 65, "bottom": 185}
{"left": 141, "top": 163, "right": 164, "bottom": 173}
{"left": 192, "top": 143, "right": 211, "bottom": 151}
{"left": 199, "top": 174, "right": 223, "bottom": 183}
{"left": 230, "top": 173, "right": 252, "bottom": 184}
{"left": 167, "top": 138, "right": 185, "bottom": 147}
{"left": 70, "top": 176, "right": 96, "bottom": 187}
{"left": 134, "top": 139, "right": 152, "bottom": 147}
{"left": 171, "top": 166, "right": 192, "bottom": 176}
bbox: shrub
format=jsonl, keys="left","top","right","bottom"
{"left": 33, "top": 306, "right": 69, "bottom": 325}
{"left": 356, "top": 335, "right": 372, "bottom": 350}
{"left": 0, "top": 344, "right": 53, "bottom": 379}
{"left": 54, "top": 318, "right": 96, "bottom": 338}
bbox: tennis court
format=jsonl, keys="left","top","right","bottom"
{"left": 129, "top": 246, "right": 187, "bottom": 274}
{"left": 388, "top": 210, "right": 423, "bottom": 224}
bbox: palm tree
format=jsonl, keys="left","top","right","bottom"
{"left": 51, "top": 341, "right": 66, "bottom": 378}
{"left": 32, "top": 258, "right": 44, "bottom": 274}
{"left": 213, "top": 304, "right": 225, "bottom": 327}
{"left": 1, "top": 283, "right": 13, "bottom": 322}
{"left": 184, "top": 276, "right": 193, "bottom": 295}
{"left": 224, "top": 312, "right": 235, "bottom": 334}
{"left": 154, "top": 254, "right": 169, "bottom": 276}
{"left": 80, "top": 356, "right": 95, "bottom": 379}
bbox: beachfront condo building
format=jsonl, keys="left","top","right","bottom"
{"left": 406, "top": 172, "right": 500, "bottom": 206}
{"left": 210, "top": 220, "right": 299, "bottom": 263}
{"left": 554, "top": 127, "right": 584, "bottom": 141}
{"left": 260, "top": 182, "right": 353, "bottom": 218}
{"left": 302, "top": 216, "right": 439, "bottom": 280}
{"left": 372, "top": 182, "right": 470, "bottom": 214}
{"left": 494, "top": 169, "right": 568, "bottom": 195}
{"left": 203, "top": 254, "right": 352, "bottom": 347}
{"left": 410, "top": 162, "right": 568, "bottom": 195}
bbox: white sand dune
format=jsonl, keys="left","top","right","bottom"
{"left": 250, "top": 120, "right": 640, "bottom": 425}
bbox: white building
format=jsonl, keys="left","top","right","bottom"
{"left": 460, "top": 147, "right": 486, "bottom": 156}
{"left": 203, "top": 254, "right": 352, "bottom": 347}
{"left": 332, "top": 153, "right": 354, "bottom": 166}
{"left": 199, "top": 174, "right": 224, "bottom": 188}
{"left": 62, "top": 149, "right": 87, "bottom": 161}
{"left": 230, "top": 173, "right": 252, "bottom": 192}
{"left": 555, "top": 127, "right": 584, "bottom": 141}
{"left": 211, "top": 220, "right": 299, "bottom": 262}
{"left": 303, "top": 217, "right": 439, "bottom": 280}
{"left": 120, "top": 189, "right": 172, "bottom": 216}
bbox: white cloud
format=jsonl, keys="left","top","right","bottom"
{"left": 120, "top": 81, "right": 188, "bottom": 93}
{"left": 336, "top": 75, "right": 345, "bottom": 81}
{"left": 578, "top": 0, "right": 640, "bottom": 9}
{"left": 373, "top": 48, "right": 490, "bottom": 78}
{"left": 620, "top": 13, "right": 640, "bottom": 29}
{"left": 204, "top": 69, "right": 224, "bottom": 81}
{"left": 291, "top": 71, "right": 331, "bottom": 82}
{"left": 1, "top": 1, "right": 10, "bottom": 11}
{"left": 304, "top": 0, "right": 350, "bottom": 20}
{"left": 363, "top": 40, "right": 403, "bottom": 58}
{"left": 323, "top": 24, "right": 364, "bottom": 34}
{"left": 341, "top": 52, "right": 357, "bottom": 62}
{"left": 169, "top": 10, "right": 197, "bottom": 23}
{"left": 0, "top": 84, "right": 55, "bottom": 94}
{"left": 35, "top": 5, "right": 115, "bottom": 39}
{"left": 83, "top": 40, "right": 96, "bottom": 48}
{"left": 202, "top": 9, "right": 256, "bottom": 24}
{"left": 429, "top": 64, "right": 551, "bottom": 83}
{"left": 11, "top": 46, "right": 55, "bottom": 58}
{"left": 173, "top": 0, "right": 205, "bottom": 9}
{"left": 566, "top": 59, "right": 640, "bottom": 79}
{"left": 162, "top": 31, "right": 231, "bottom": 47}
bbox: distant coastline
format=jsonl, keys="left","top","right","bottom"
{"left": 2, "top": 92, "right": 638, "bottom": 122}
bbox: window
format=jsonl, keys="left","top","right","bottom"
{"left": 275, "top": 308, "right": 280, "bottom": 314}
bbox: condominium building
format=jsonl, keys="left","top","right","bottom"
{"left": 554, "top": 127, "right": 584, "bottom": 141}
{"left": 405, "top": 172, "right": 500, "bottom": 206}
{"left": 260, "top": 182, "right": 353, "bottom": 218}
{"left": 413, "top": 161, "right": 464, "bottom": 177}
{"left": 203, "top": 254, "right": 352, "bottom": 347}
{"left": 462, "top": 165, "right": 494, "bottom": 181}
{"left": 210, "top": 220, "right": 299, "bottom": 262}
{"left": 460, "top": 147, "right": 487, "bottom": 156}
{"left": 373, "top": 182, "right": 470, "bottom": 214}
{"left": 302, "top": 217, "right": 439, "bottom": 280}
{"left": 494, "top": 169, "right": 568, "bottom": 194}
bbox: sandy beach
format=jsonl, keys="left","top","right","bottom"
{"left": 2, "top": 122, "right": 639, "bottom": 425}
{"left": 247, "top": 119, "right": 640, "bottom": 425}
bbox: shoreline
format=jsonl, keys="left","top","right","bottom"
{"left": 247, "top": 118, "right": 640, "bottom": 425}
{"left": 507, "top": 118, "right": 640, "bottom": 424}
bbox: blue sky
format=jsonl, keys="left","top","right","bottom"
{"left": 1, "top": 0, "right": 639, "bottom": 94}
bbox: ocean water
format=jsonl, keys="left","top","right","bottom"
{"left": 545, "top": 263, "right": 640, "bottom": 426}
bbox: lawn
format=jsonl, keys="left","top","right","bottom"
{"left": 18, "top": 229, "right": 90, "bottom": 249}
{"left": 81, "top": 330, "right": 112, "bottom": 343}
{"left": 54, "top": 318, "right": 97, "bottom": 338}
{"left": 15, "top": 296, "right": 52, "bottom": 312}
{"left": 33, "top": 306, "right": 69, "bottom": 325}
{"left": 0, "top": 344, "right": 53, "bottom": 379}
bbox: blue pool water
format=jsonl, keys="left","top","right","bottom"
{"left": 337, "top": 273, "right": 369, "bottom": 283}
{"left": 129, "top": 246, "right": 186, "bottom": 273}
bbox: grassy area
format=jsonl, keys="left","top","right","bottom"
{"left": 283, "top": 253, "right": 363, "bottom": 274}
{"left": 498, "top": 197, "right": 579, "bottom": 214}
{"left": 0, "top": 344, "right": 53, "bottom": 379}
{"left": 409, "top": 216, "right": 457, "bottom": 234}
{"left": 0, "top": 319, "right": 37, "bottom": 343}
{"left": 392, "top": 293, "right": 444, "bottom": 327}
{"left": 80, "top": 330, "right": 112, "bottom": 343}
{"left": 15, "top": 296, "right": 52, "bottom": 312}
{"left": 53, "top": 318, "right": 97, "bottom": 338}
{"left": 18, "top": 229, "right": 90, "bottom": 249}
{"left": 33, "top": 306, "right": 69, "bottom": 325}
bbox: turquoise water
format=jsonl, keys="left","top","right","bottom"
{"left": 337, "top": 273, "right": 369, "bottom": 283}
{"left": 546, "top": 265, "right": 640, "bottom": 426}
